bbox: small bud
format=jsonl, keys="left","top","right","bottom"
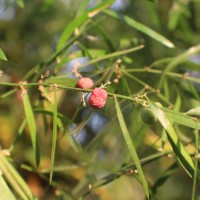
{"left": 89, "top": 88, "right": 108, "bottom": 109}
{"left": 76, "top": 77, "right": 94, "bottom": 89}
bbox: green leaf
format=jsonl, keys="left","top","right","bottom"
{"left": 192, "top": 130, "right": 199, "bottom": 200}
{"left": 104, "top": 9, "right": 175, "bottom": 48}
{"left": 158, "top": 44, "right": 200, "bottom": 88}
{"left": 45, "top": 77, "right": 77, "bottom": 87}
{"left": 49, "top": 88, "right": 58, "bottom": 184}
{"left": 185, "top": 106, "right": 200, "bottom": 117}
{"left": 162, "top": 107, "right": 200, "bottom": 129}
{"left": 86, "top": 0, "right": 115, "bottom": 18}
{"left": 149, "top": 102, "right": 195, "bottom": 178}
{"left": 56, "top": 13, "right": 89, "bottom": 51}
{"left": 0, "top": 48, "right": 7, "bottom": 61}
{"left": 173, "top": 94, "right": 181, "bottom": 112}
{"left": 0, "top": 176, "right": 16, "bottom": 200}
{"left": 114, "top": 97, "right": 149, "bottom": 198}
{"left": 78, "top": 45, "right": 144, "bottom": 70}
{"left": 76, "top": 0, "right": 90, "bottom": 16}
{"left": 17, "top": 0, "right": 25, "bottom": 8}
{"left": 23, "top": 92, "right": 40, "bottom": 166}
{"left": 57, "top": 0, "right": 115, "bottom": 51}
{"left": 0, "top": 152, "right": 33, "bottom": 200}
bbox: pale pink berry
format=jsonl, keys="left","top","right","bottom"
{"left": 76, "top": 77, "right": 94, "bottom": 89}
{"left": 89, "top": 88, "right": 108, "bottom": 109}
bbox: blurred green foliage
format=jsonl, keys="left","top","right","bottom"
{"left": 0, "top": 0, "right": 200, "bottom": 199}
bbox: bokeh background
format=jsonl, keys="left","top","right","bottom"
{"left": 0, "top": 0, "right": 200, "bottom": 199}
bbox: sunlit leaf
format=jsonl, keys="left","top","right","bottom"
{"left": 0, "top": 176, "right": 16, "bottom": 200}
{"left": 163, "top": 107, "right": 200, "bottom": 129}
{"left": 0, "top": 48, "right": 7, "bottom": 61}
{"left": 104, "top": 9, "right": 175, "bottom": 48}
{"left": 185, "top": 106, "right": 200, "bottom": 117}
{"left": 149, "top": 102, "right": 195, "bottom": 178}
{"left": 45, "top": 77, "right": 77, "bottom": 87}
{"left": 115, "top": 97, "right": 149, "bottom": 198}
{"left": 0, "top": 152, "right": 33, "bottom": 200}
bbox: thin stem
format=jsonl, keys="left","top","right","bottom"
{"left": 81, "top": 150, "right": 171, "bottom": 198}
{"left": 125, "top": 68, "right": 200, "bottom": 84}
{"left": 122, "top": 70, "right": 173, "bottom": 106}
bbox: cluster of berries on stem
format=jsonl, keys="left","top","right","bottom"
{"left": 76, "top": 77, "right": 108, "bottom": 109}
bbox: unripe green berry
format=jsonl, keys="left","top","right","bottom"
{"left": 141, "top": 108, "right": 157, "bottom": 124}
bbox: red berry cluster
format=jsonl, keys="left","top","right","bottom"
{"left": 88, "top": 88, "right": 107, "bottom": 109}
{"left": 76, "top": 77, "right": 108, "bottom": 109}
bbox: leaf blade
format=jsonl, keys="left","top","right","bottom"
{"left": 0, "top": 48, "right": 7, "bottom": 61}
{"left": 49, "top": 88, "right": 58, "bottom": 184}
{"left": 0, "top": 176, "right": 16, "bottom": 200}
{"left": 0, "top": 152, "right": 33, "bottom": 200}
{"left": 158, "top": 44, "right": 200, "bottom": 88}
{"left": 56, "top": 13, "right": 88, "bottom": 51}
{"left": 149, "top": 102, "right": 195, "bottom": 178}
{"left": 185, "top": 106, "right": 200, "bottom": 117}
{"left": 22, "top": 91, "right": 40, "bottom": 166}
{"left": 57, "top": 0, "right": 115, "bottom": 51}
{"left": 114, "top": 97, "right": 149, "bottom": 198}
{"left": 163, "top": 107, "right": 200, "bottom": 129}
{"left": 104, "top": 9, "right": 175, "bottom": 48}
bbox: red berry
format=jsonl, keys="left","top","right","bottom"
{"left": 76, "top": 77, "right": 94, "bottom": 89}
{"left": 89, "top": 88, "right": 108, "bottom": 109}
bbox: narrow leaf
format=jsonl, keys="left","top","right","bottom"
{"left": 0, "top": 176, "right": 16, "bottom": 200}
{"left": 163, "top": 108, "right": 200, "bottom": 129}
{"left": 149, "top": 102, "right": 195, "bottom": 178}
{"left": 158, "top": 44, "right": 200, "bottom": 88}
{"left": 57, "top": 0, "right": 115, "bottom": 51}
{"left": 23, "top": 91, "right": 40, "bottom": 166}
{"left": 104, "top": 9, "right": 175, "bottom": 48}
{"left": 0, "top": 48, "right": 7, "bottom": 61}
{"left": 78, "top": 45, "right": 144, "bottom": 70}
{"left": 185, "top": 106, "right": 200, "bottom": 117}
{"left": 191, "top": 130, "right": 199, "bottom": 200}
{"left": 87, "top": 0, "right": 115, "bottom": 18}
{"left": 56, "top": 13, "right": 88, "bottom": 51}
{"left": 0, "top": 152, "right": 33, "bottom": 200}
{"left": 114, "top": 97, "right": 149, "bottom": 198}
{"left": 173, "top": 94, "right": 181, "bottom": 112}
{"left": 49, "top": 88, "right": 58, "bottom": 184}
{"left": 45, "top": 77, "right": 77, "bottom": 87}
